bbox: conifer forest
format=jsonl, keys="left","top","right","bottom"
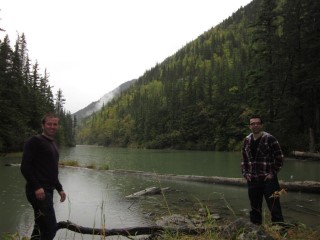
{"left": 1, "top": 0, "right": 319, "bottom": 153}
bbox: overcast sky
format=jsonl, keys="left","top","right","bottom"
{"left": 1, "top": 0, "right": 252, "bottom": 113}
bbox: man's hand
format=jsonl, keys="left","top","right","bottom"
{"left": 245, "top": 174, "right": 251, "bottom": 182}
{"left": 35, "top": 188, "right": 45, "bottom": 200}
{"left": 59, "top": 191, "right": 66, "bottom": 202}
{"left": 264, "top": 174, "right": 274, "bottom": 181}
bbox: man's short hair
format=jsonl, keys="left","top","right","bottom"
{"left": 249, "top": 114, "right": 263, "bottom": 124}
{"left": 41, "top": 113, "right": 59, "bottom": 124}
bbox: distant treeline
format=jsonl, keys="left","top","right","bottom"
{"left": 0, "top": 33, "right": 75, "bottom": 152}
{"left": 76, "top": 0, "right": 320, "bottom": 153}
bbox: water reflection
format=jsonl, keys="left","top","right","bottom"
{"left": 1, "top": 146, "right": 320, "bottom": 240}
{"left": 0, "top": 164, "right": 28, "bottom": 235}
{"left": 58, "top": 168, "right": 153, "bottom": 229}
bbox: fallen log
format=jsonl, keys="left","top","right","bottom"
{"left": 279, "top": 180, "right": 320, "bottom": 194}
{"left": 57, "top": 220, "right": 163, "bottom": 235}
{"left": 126, "top": 186, "right": 170, "bottom": 198}
{"left": 4, "top": 163, "right": 21, "bottom": 167}
{"left": 57, "top": 220, "right": 205, "bottom": 236}
{"left": 291, "top": 151, "right": 320, "bottom": 160}
{"left": 57, "top": 217, "right": 279, "bottom": 239}
{"left": 109, "top": 169, "right": 320, "bottom": 194}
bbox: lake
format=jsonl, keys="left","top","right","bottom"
{"left": 0, "top": 146, "right": 319, "bottom": 239}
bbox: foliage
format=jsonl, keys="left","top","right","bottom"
{"left": 76, "top": 0, "right": 320, "bottom": 152}
{"left": 1, "top": 0, "right": 319, "bottom": 152}
{"left": 0, "top": 32, "right": 76, "bottom": 152}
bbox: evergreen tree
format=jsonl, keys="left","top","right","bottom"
{"left": 0, "top": 31, "right": 75, "bottom": 151}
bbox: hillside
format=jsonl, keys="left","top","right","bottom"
{"left": 76, "top": 0, "right": 320, "bottom": 152}
{"left": 73, "top": 79, "right": 136, "bottom": 120}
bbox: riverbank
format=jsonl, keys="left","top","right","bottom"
{"left": 56, "top": 217, "right": 317, "bottom": 240}
{"left": 3, "top": 216, "right": 319, "bottom": 240}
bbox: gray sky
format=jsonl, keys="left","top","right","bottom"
{"left": 1, "top": 0, "right": 252, "bottom": 113}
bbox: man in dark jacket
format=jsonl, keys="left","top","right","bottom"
{"left": 21, "top": 113, "right": 66, "bottom": 239}
{"left": 241, "top": 115, "right": 284, "bottom": 225}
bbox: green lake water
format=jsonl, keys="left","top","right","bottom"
{"left": 1, "top": 146, "right": 319, "bottom": 239}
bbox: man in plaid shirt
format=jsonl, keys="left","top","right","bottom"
{"left": 241, "top": 115, "right": 284, "bottom": 225}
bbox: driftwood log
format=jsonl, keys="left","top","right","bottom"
{"left": 4, "top": 163, "right": 21, "bottom": 167}
{"left": 57, "top": 220, "right": 204, "bottom": 236}
{"left": 109, "top": 169, "right": 320, "bottom": 194}
{"left": 291, "top": 151, "right": 320, "bottom": 160}
{"left": 4, "top": 163, "right": 320, "bottom": 193}
{"left": 57, "top": 220, "right": 163, "bottom": 236}
{"left": 125, "top": 186, "right": 170, "bottom": 198}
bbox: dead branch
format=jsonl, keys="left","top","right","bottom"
{"left": 57, "top": 220, "right": 205, "bottom": 236}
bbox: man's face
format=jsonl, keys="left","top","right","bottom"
{"left": 42, "top": 117, "right": 59, "bottom": 138}
{"left": 249, "top": 118, "right": 263, "bottom": 134}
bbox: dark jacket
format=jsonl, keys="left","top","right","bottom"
{"left": 21, "top": 134, "right": 63, "bottom": 192}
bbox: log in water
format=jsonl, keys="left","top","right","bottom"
{"left": 6, "top": 163, "right": 318, "bottom": 193}
{"left": 109, "top": 169, "right": 320, "bottom": 194}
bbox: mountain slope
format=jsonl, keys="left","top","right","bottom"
{"left": 76, "top": 0, "right": 320, "bottom": 152}
{"left": 73, "top": 79, "right": 136, "bottom": 120}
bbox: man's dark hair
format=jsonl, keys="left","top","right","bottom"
{"left": 249, "top": 114, "right": 263, "bottom": 124}
{"left": 41, "top": 113, "right": 59, "bottom": 124}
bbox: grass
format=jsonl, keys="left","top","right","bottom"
{"left": 85, "top": 162, "right": 96, "bottom": 169}
{"left": 98, "top": 164, "right": 109, "bottom": 170}
{"left": 3, "top": 209, "right": 319, "bottom": 240}
{"left": 3, "top": 223, "right": 320, "bottom": 240}
{"left": 150, "top": 219, "right": 320, "bottom": 240}
{"left": 159, "top": 232, "right": 219, "bottom": 240}
{"left": 146, "top": 177, "right": 320, "bottom": 239}
{"left": 59, "top": 160, "right": 79, "bottom": 167}
{"left": 0, "top": 152, "right": 23, "bottom": 158}
{"left": 1, "top": 232, "right": 28, "bottom": 240}
{"left": 59, "top": 160, "right": 109, "bottom": 170}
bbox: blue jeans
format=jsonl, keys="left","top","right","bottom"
{"left": 247, "top": 176, "right": 284, "bottom": 224}
{"left": 26, "top": 186, "right": 57, "bottom": 240}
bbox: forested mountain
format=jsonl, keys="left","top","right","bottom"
{"left": 73, "top": 79, "right": 136, "bottom": 121}
{"left": 0, "top": 33, "right": 75, "bottom": 152}
{"left": 77, "top": 0, "right": 320, "bottom": 153}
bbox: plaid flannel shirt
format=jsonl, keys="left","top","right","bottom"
{"left": 241, "top": 131, "right": 284, "bottom": 179}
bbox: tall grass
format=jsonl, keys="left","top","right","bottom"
{"left": 59, "top": 160, "right": 79, "bottom": 167}
{"left": 59, "top": 160, "right": 109, "bottom": 170}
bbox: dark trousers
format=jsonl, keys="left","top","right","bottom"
{"left": 247, "top": 176, "right": 284, "bottom": 225}
{"left": 26, "top": 186, "right": 57, "bottom": 240}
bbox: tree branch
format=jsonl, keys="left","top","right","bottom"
{"left": 57, "top": 220, "right": 204, "bottom": 236}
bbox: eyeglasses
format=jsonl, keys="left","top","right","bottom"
{"left": 250, "top": 122, "right": 262, "bottom": 126}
